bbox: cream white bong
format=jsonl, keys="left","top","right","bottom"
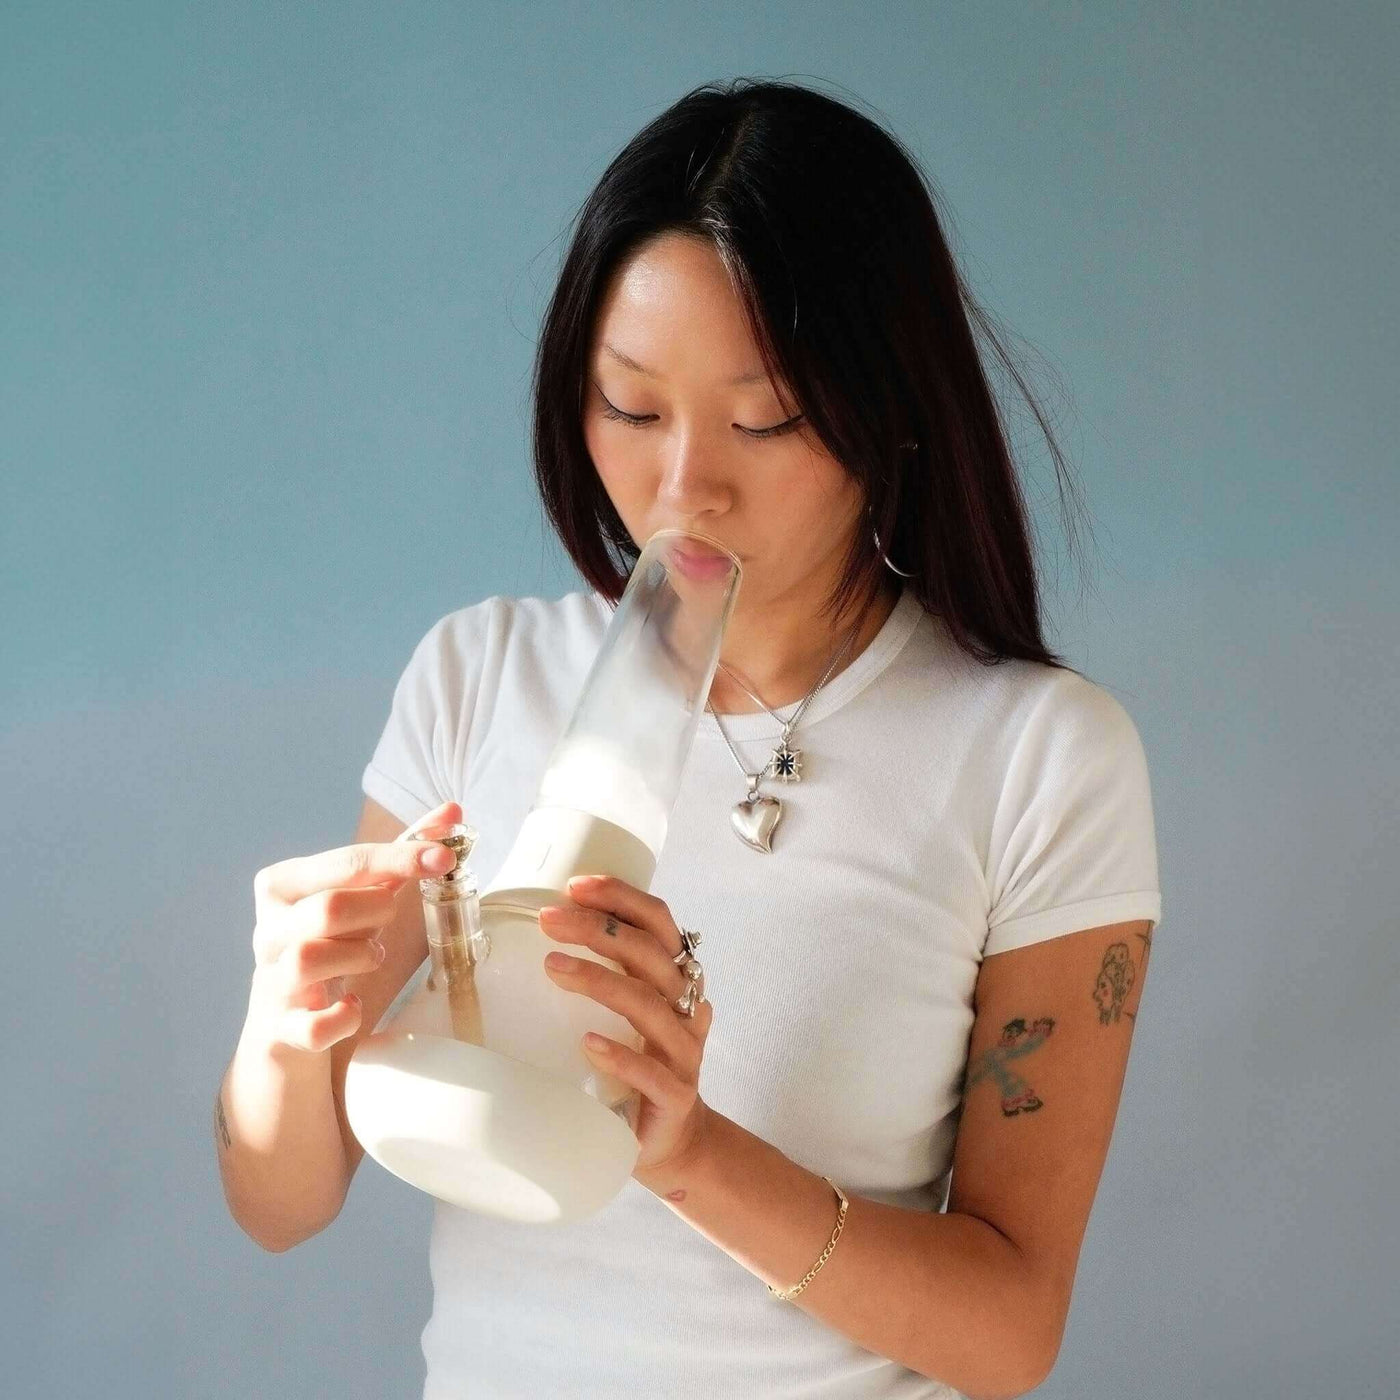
{"left": 342, "top": 527, "right": 740, "bottom": 1226}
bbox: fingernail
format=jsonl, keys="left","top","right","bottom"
{"left": 568, "top": 875, "right": 603, "bottom": 891}
{"left": 420, "top": 845, "right": 454, "bottom": 872}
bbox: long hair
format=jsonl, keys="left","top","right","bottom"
{"left": 531, "top": 76, "right": 1091, "bottom": 671}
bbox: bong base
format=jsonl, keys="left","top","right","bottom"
{"left": 344, "top": 1028, "right": 641, "bottom": 1226}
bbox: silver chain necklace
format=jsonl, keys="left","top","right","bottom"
{"left": 705, "top": 621, "right": 859, "bottom": 853}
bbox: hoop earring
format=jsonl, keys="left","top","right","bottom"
{"left": 869, "top": 440, "right": 919, "bottom": 578}
{"left": 872, "top": 526, "right": 915, "bottom": 578}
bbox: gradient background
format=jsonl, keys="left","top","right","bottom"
{"left": 3, "top": 2, "right": 1396, "bottom": 1396}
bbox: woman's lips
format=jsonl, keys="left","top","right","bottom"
{"left": 670, "top": 542, "right": 738, "bottom": 581}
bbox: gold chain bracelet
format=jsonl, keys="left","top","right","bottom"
{"left": 767, "top": 1176, "right": 849, "bottom": 1302}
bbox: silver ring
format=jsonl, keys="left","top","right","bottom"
{"left": 673, "top": 929, "right": 706, "bottom": 1016}
{"left": 674, "top": 928, "right": 703, "bottom": 961}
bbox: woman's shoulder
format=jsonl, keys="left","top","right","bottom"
{"left": 911, "top": 601, "right": 1135, "bottom": 726}
{"left": 419, "top": 588, "right": 612, "bottom": 685}
{"left": 430, "top": 587, "right": 610, "bottom": 643}
{"left": 975, "top": 653, "right": 1152, "bottom": 785}
{"left": 916, "top": 617, "right": 1149, "bottom": 777}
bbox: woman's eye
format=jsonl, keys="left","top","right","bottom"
{"left": 597, "top": 399, "right": 653, "bottom": 429}
{"left": 597, "top": 392, "right": 803, "bottom": 440}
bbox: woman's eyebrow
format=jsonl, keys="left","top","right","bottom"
{"left": 600, "top": 343, "right": 768, "bottom": 386}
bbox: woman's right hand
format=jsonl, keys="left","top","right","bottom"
{"left": 246, "top": 800, "right": 464, "bottom": 1053}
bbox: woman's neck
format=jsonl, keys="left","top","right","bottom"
{"left": 707, "top": 577, "right": 901, "bottom": 716}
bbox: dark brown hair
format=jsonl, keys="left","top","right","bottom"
{"left": 530, "top": 76, "right": 1090, "bottom": 671}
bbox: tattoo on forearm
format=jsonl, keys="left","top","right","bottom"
{"left": 1092, "top": 942, "right": 1137, "bottom": 1025}
{"left": 216, "top": 1092, "right": 231, "bottom": 1151}
{"left": 964, "top": 1017, "right": 1055, "bottom": 1116}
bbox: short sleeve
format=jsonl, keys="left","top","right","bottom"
{"left": 361, "top": 603, "right": 492, "bottom": 828}
{"left": 982, "top": 674, "right": 1163, "bottom": 957}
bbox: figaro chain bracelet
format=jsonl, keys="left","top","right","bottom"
{"left": 766, "top": 1177, "right": 849, "bottom": 1301}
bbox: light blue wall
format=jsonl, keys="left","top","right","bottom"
{"left": 3, "top": 3, "right": 1395, "bottom": 1396}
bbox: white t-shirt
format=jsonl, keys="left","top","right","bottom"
{"left": 361, "top": 583, "right": 1163, "bottom": 1400}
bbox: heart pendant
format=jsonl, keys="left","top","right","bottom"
{"left": 732, "top": 792, "right": 782, "bottom": 853}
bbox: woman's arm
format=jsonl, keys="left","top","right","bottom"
{"left": 634, "top": 916, "right": 1154, "bottom": 1400}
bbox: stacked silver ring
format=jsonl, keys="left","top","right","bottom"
{"left": 672, "top": 928, "right": 706, "bottom": 1017}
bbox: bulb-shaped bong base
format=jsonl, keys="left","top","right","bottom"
{"left": 346, "top": 808, "right": 657, "bottom": 1225}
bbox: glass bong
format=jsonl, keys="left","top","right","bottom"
{"left": 344, "top": 528, "right": 741, "bottom": 1226}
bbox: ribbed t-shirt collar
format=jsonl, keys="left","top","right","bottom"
{"left": 587, "top": 582, "right": 925, "bottom": 741}
{"left": 696, "top": 585, "right": 924, "bottom": 742}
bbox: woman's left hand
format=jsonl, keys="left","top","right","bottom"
{"left": 539, "top": 874, "right": 715, "bottom": 1179}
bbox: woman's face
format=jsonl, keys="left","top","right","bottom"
{"left": 583, "top": 232, "right": 865, "bottom": 606}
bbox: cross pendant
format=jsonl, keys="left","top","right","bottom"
{"left": 767, "top": 737, "right": 802, "bottom": 782}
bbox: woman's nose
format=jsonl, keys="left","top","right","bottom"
{"left": 656, "top": 435, "right": 732, "bottom": 514}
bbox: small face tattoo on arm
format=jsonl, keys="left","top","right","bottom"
{"left": 1092, "top": 942, "right": 1136, "bottom": 1026}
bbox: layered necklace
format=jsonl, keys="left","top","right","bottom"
{"left": 704, "top": 620, "right": 861, "bottom": 854}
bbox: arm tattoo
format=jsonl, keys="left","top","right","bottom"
{"left": 1092, "top": 942, "right": 1137, "bottom": 1025}
{"left": 1094, "top": 928, "right": 1152, "bottom": 1024}
{"left": 964, "top": 1017, "right": 1055, "bottom": 1116}
{"left": 216, "top": 1091, "right": 232, "bottom": 1151}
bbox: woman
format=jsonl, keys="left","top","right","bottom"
{"left": 222, "top": 78, "right": 1162, "bottom": 1400}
